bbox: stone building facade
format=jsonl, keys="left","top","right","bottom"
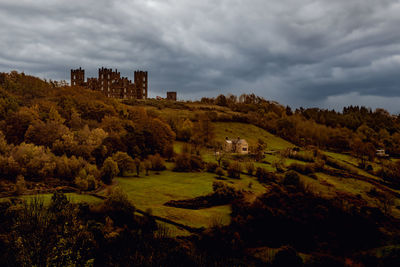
{"left": 224, "top": 137, "right": 249, "bottom": 154}
{"left": 70, "top": 67, "right": 148, "bottom": 99}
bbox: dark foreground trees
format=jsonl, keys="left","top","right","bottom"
{"left": 0, "top": 191, "right": 256, "bottom": 267}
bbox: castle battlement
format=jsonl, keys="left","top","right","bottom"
{"left": 70, "top": 67, "right": 148, "bottom": 99}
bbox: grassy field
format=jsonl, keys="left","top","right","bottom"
{"left": 105, "top": 170, "right": 266, "bottom": 235}
{"left": 324, "top": 151, "right": 383, "bottom": 181}
{"left": 213, "top": 122, "right": 293, "bottom": 150}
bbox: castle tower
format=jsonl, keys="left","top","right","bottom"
{"left": 70, "top": 67, "right": 85, "bottom": 86}
{"left": 134, "top": 70, "right": 148, "bottom": 99}
{"left": 98, "top": 67, "right": 112, "bottom": 95}
{"left": 166, "top": 91, "right": 177, "bottom": 101}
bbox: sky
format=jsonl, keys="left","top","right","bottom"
{"left": 1, "top": 0, "right": 400, "bottom": 113}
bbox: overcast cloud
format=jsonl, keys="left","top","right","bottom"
{"left": 1, "top": 0, "right": 400, "bottom": 113}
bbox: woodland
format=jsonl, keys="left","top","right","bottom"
{"left": 1, "top": 71, "right": 400, "bottom": 266}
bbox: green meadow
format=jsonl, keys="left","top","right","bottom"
{"left": 106, "top": 170, "right": 266, "bottom": 233}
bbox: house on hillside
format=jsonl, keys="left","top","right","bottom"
{"left": 224, "top": 137, "right": 249, "bottom": 154}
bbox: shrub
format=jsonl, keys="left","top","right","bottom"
{"left": 215, "top": 167, "right": 225, "bottom": 178}
{"left": 221, "top": 159, "right": 230, "bottom": 169}
{"left": 49, "top": 191, "right": 69, "bottom": 213}
{"left": 143, "top": 160, "right": 151, "bottom": 175}
{"left": 227, "top": 161, "right": 241, "bottom": 179}
{"left": 288, "top": 162, "right": 316, "bottom": 175}
{"left": 255, "top": 167, "right": 278, "bottom": 183}
{"left": 101, "top": 157, "right": 119, "bottom": 184}
{"left": 74, "top": 168, "right": 97, "bottom": 191}
{"left": 101, "top": 187, "right": 137, "bottom": 227}
{"left": 272, "top": 246, "right": 303, "bottom": 267}
{"left": 148, "top": 153, "right": 166, "bottom": 171}
{"left": 74, "top": 175, "right": 88, "bottom": 191}
{"left": 283, "top": 171, "right": 300, "bottom": 188}
{"left": 163, "top": 145, "right": 174, "bottom": 161}
{"left": 134, "top": 158, "right": 141, "bottom": 176}
{"left": 54, "top": 155, "right": 85, "bottom": 181}
{"left": 173, "top": 153, "right": 204, "bottom": 172}
{"left": 112, "top": 152, "right": 135, "bottom": 176}
{"left": 0, "top": 155, "right": 19, "bottom": 181}
{"left": 173, "top": 153, "right": 192, "bottom": 172}
{"left": 86, "top": 174, "right": 97, "bottom": 190}
{"left": 14, "top": 175, "right": 26, "bottom": 195}
{"left": 191, "top": 154, "right": 204, "bottom": 170}
{"left": 272, "top": 159, "right": 285, "bottom": 173}
{"left": 206, "top": 162, "right": 219, "bottom": 173}
{"left": 245, "top": 162, "right": 255, "bottom": 176}
{"left": 212, "top": 181, "right": 243, "bottom": 200}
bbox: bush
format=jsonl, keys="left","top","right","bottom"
{"left": 101, "top": 157, "right": 119, "bottom": 184}
{"left": 101, "top": 187, "right": 137, "bottom": 227}
{"left": 0, "top": 155, "right": 19, "bottom": 181}
{"left": 14, "top": 175, "right": 26, "bottom": 195}
{"left": 288, "top": 162, "right": 321, "bottom": 175}
{"left": 215, "top": 167, "right": 225, "bottom": 178}
{"left": 283, "top": 171, "right": 300, "bottom": 188}
{"left": 221, "top": 159, "right": 230, "bottom": 169}
{"left": 143, "top": 160, "right": 151, "bottom": 175}
{"left": 173, "top": 153, "right": 192, "bottom": 172}
{"left": 190, "top": 154, "right": 204, "bottom": 170}
{"left": 133, "top": 158, "right": 141, "bottom": 176}
{"left": 74, "top": 176, "right": 88, "bottom": 191}
{"left": 206, "top": 162, "right": 219, "bottom": 173}
{"left": 86, "top": 174, "right": 97, "bottom": 190}
{"left": 148, "top": 153, "right": 166, "bottom": 171}
{"left": 163, "top": 145, "right": 174, "bottom": 161}
{"left": 173, "top": 153, "right": 204, "bottom": 172}
{"left": 272, "top": 246, "right": 303, "bottom": 267}
{"left": 245, "top": 162, "right": 255, "bottom": 176}
{"left": 112, "top": 152, "right": 135, "bottom": 176}
{"left": 255, "top": 167, "right": 278, "bottom": 183}
{"left": 212, "top": 181, "right": 243, "bottom": 200}
{"left": 227, "top": 161, "right": 241, "bottom": 179}
{"left": 54, "top": 155, "right": 85, "bottom": 181}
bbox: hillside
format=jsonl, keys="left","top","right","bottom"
{"left": 1, "top": 71, "right": 400, "bottom": 266}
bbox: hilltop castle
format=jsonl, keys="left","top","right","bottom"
{"left": 71, "top": 67, "right": 148, "bottom": 99}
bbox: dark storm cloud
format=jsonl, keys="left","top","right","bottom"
{"left": 1, "top": 0, "right": 400, "bottom": 112}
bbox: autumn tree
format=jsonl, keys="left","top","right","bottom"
{"left": 351, "top": 138, "right": 375, "bottom": 168}
{"left": 191, "top": 113, "right": 215, "bottom": 151}
{"left": 134, "top": 158, "right": 141, "bottom": 176}
{"left": 5, "top": 107, "right": 40, "bottom": 144}
{"left": 101, "top": 157, "right": 119, "bottom": 184}
{"left": 177, "top": 119, "right": 193, "bottom": 141}
{"left": 112, "top": 152, "right": 135, "bottom": 176}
